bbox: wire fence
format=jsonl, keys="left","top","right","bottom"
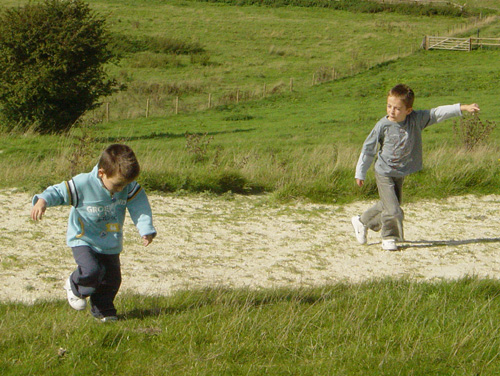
{"left": 94, "top": 14, "right": 498, "bottom": 122}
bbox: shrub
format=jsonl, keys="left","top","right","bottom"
{"left": 185, "top": 132, "right": 214, "bottom": 162}
{"left": 0, "top": 0, "right": 118, "bottom": 133}
{"left": 453, "top": 114, "right": 496, "bottom": 151}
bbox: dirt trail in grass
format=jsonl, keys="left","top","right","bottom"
{"left": 2, "top": 189, "right": 500, "bottom": 303}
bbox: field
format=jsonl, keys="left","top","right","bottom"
{"left": 2, "top": 0, "right": 500, "bottom": 374}
{"left": 2, "top": 1, "right": 500, "bottom": 203}
{"left": 3, "top": 189, "right": 500, "bottom": 374}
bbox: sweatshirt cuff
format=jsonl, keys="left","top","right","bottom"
{"left": 355, "top": 174, "right": 365, "bottom": 181}
{"left": 32, "top": 195, "right": 43, "bottom": 206}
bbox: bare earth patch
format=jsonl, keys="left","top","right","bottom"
{"left": 2, "top": 189, "right": 500, "bottom": 304}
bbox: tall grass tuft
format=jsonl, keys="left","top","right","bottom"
{"left": 406, "top": 143, "right": 500, "bottom": 199}
{"left": 110, "top": 34, "right": 206, "bottom": 56}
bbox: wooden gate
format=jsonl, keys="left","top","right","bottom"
{"left": 424, "top": 36, "right": 471, "bottom": 51}
{"left": 423, "top": 36, "right": 500, "bottom": 51}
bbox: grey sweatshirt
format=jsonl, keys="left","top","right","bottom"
{"left": 355, "top": 104, "right": 462, "bottom": 180}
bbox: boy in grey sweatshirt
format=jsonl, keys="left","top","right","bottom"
{"left": 352, "top": 84, "right": 479, "bottom": 251}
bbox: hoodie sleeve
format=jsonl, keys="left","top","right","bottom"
{"left": 355, "top": 124, "right": 380, "bottom": 181}
{"left": 126, "top": 182, "right": 157, "bottom": 238}
{"left": 32, "top": 180, "right": 77, "bottom": 207}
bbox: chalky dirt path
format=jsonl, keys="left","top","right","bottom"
{"left": 1, "top": 189, "right": 500, "bottom": 303}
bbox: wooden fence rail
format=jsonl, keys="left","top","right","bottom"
{"left": 424, "top": 36, "right": 500, "bottom": 51}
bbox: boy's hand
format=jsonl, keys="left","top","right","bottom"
{"left": 461, "top": 103, "right": 480, "bottom": 114}
{"left": 142, "top": 234, "right": 155, "bottom": 247}
{"left": 355, "top": 178, "right": 364, "bottom": 187}
{"left": 31, "top": 198, "right": 47, "bottom": 221}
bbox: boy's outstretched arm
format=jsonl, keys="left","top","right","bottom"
{"left": 461, "top": 103, "right": 480, "bottom": 113}
{"left": 31, "top": 198, "right": 47, "bottom": 221}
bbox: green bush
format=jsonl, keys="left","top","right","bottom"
{"left": 0, "top": 0, "right": 118, "bottom": 133}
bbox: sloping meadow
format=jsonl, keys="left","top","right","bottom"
{"left": 0, "top": 0, "right": 499, "bottom": 202}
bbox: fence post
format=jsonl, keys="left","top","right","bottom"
{"left": 208, "top": 93, "right": 212, "bottom": 108}
{"left": 175, "top": 96, "right": 179, "bottom": 115}
{"left": 105, "top": 102, "right": 109, "bottom": 122}
{"left": 146, "top": 98, "right": 150, "bottom": 118}
{"left": 236, "top": 89, "right": 240, "bottom": 103}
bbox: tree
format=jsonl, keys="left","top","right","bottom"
{"left": 0, "top": 0, "right": 118, "bottom": 133}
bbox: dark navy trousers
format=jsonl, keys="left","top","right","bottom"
{"left": 69, "top": 246, "right": 121, "bottom": 318}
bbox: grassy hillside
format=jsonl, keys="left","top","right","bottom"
{"left": 0, "top": 0, "right": 499, "bottom": 202}
{"left": 1, "top": 48, "right": 499, "bottom": 202}
{"left": 2, "top": 0, "right": 494, "bottom": 118}
{"left": 1, "top": 4, "right": 500, "bottom": 375}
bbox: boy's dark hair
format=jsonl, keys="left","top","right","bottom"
{"left": 98, "top": 144, "right": 140, "bottom": 181}
{"left": 388, "top": 84, "right": 415, "bottom": 108}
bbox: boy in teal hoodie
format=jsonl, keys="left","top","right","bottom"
{"left": 31, "top": 144, "right": 156, "bottom": 322}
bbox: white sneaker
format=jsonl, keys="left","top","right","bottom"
{"left": 64, "top": 278, "right": 87, "bottom": 311}
{"left": 97, "top": 316, "right": 118, "bottom": 323}
{"left": 382, "top": 239, "right": 398, "bottom": 251}
{"left": 351, "top": 215, "right": 367, "bottom": 244}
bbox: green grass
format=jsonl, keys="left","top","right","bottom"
{"left": 0, "top": 1, "right": 499, "bottom": 204}
{"left": 1, "top": 3, "right": 500, "bottom": 374}
{"left": 2, "top": 0, "right": 493, "bottom": 118}
{"left": 1, "top": 48, "right": 499, "bottom": 203}
{"left": 2, "top": 278, "right": 500, "bottom": 375}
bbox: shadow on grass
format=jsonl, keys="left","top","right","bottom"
{"left": 120, "top": 307, "right": 176, "bottom": 320}
{"left": 119, "top": 287, "right": 336, "bottom": 320}
{"left": 399, "top": 237, "right": 500, "bottom": 250}
{"left": 97, "top": 128, "right": 256, "bottom": 143}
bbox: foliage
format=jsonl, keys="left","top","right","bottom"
{"left": 453, "top": 114, "right": 497, "bottom": 151}
{"left": 185, "top": 132, "right": 214, "bottom": 162}
{"left": 196, "top": 0, "right": 489, "bottom": 17}
{"left": 0, "top": 0, "right": 118, "bottom": 134}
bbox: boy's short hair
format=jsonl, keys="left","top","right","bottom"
{"left": 388, "top": 84, "right": 415, "bottom": 108}
{"left": 98, "top": 144, "right": 140, "bottom": 181}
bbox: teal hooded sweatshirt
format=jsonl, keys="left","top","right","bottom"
{"left": 32, "top": 165, "right": 156, "bottom": 254}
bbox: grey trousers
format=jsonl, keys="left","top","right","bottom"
{"left": 360, "top": 172, "right": 404, "bottom": 241}
{"left": 69, "top": 246, "right": 121, "bottom": 318}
